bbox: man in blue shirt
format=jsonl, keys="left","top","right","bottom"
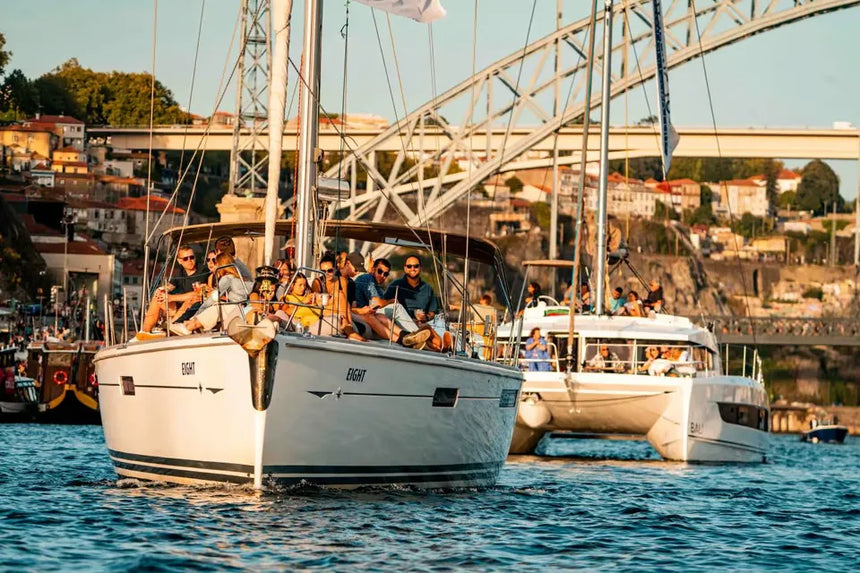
{"left": 609, "top": 286, "right": 626, "bottom": 315}
{"left": 373, "top": 255, "right": 451, "bottom": 352}
{"left": 349, "top": 257, "right": 421, "bottom": 345}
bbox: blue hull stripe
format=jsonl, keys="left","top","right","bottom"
{"left": 688, "top": 435, "right": 767, "bottom": 454}
{"left": 112, "top": 460, "right": 499, "bottom": 486}
{"left": 109, "top": 449, "right": 503, "bottom": 479}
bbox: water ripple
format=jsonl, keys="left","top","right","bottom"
{"left": 0, "top": 426, "right": 857, "bottom": 569}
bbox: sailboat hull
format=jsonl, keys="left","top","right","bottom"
{"left": 96, "top": 333, "right": 521, "bottom": 488}
{"left": 510, "top": 372, "right": 769, "bottom": 462}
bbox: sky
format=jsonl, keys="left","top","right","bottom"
{"left": 2, "top": 0, "right": 859, "bottom": 198}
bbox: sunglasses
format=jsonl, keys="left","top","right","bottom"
{"left": 323, "top": 268, "right": 335, "bottom": 274}
{"left": 375, "top": 269, "right": 390, "bottom": 277}
{"left": 207, "top": 257, "right": 216, "bottom": 263}
{"left": 405, "top": 264, "right": 421, "bottom": 269}
{"left": 179, "top": 256, "right": 195, "bottom": 262}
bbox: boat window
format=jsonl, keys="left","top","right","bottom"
{"left": 718, "top": 402, "right": 768, "bottom": 431}
{"left": 581, "top": 338, "right": 634, "bottom": 374}
{"left": 580, "top": 339, "right": 709, "bottom": 377}
{"left": 47, "top": 353, "right": 74, "bottom": 367}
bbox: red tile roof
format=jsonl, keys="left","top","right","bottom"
{"left": 668, "top": 178, "right": 699, "bottom": 185}
{"left": 52, "top": 161, "right": 88, "bottom": 168}
{"left": 35, "top": 240, "right": 106, "bottom": 255}
{"left": 122, "top": 260, "right": 146, "bottom": 276}
{"left": 56, "top": 146, "right": 82, "bottom": 154}
{"left": 20, "top": 214, "right": 62, "bottom": 236}
{"left": 117, "top": 196, "right": 184, "bottom": 214}
{"left": 26, "top": 115, "right": 85, "bottom": 125}
{"left": 0, "top": 125, "right": 55, "bottom": 134}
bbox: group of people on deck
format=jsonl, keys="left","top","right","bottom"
{"left": 522, "top": 278, "right": 664, "bottom": 316}
{"left": 138, "top": 237, "right": 455, "bottom": 353}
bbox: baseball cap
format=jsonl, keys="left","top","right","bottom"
{"left": 346, "top": 251, "right": 366, "bottom": 273}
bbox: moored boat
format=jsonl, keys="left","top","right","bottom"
{"left": 25, "top": 341, "right": 101, "bottom": 424}
{"left": 801, "top": 418, "right": 849, "bottom": 444}
{"left": 497, "top": 300, "right": 770, "bottom": 462}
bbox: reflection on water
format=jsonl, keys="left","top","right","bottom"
{"left": 0, "top": 424, "right": 857, "bottom": 570}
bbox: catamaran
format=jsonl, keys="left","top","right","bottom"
{"left": 94, "top": 0, "right": 522, "bottom": 489}
{"left": 496, "top": 0, "right": 769, "bottom": 462}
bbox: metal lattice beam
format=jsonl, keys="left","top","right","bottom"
{"left": 324, "top": 0, "right": 859, "bottom": 237}
{"left": 229, "top": 0, "right": 271, "bottom": 196}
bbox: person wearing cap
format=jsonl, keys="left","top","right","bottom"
{"left": 246, "top": 266, "right": 282, "bottom": 323}
{"left": 609, "top": 286, "right": 626, "bottom": 315}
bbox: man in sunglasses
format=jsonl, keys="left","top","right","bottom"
{"left": 140, "top": 245, "right": 207, "bottom": 334}
{"left": 347, "top": 257, "right": 421, "bottom": 345}
{"left": 373, "top": 255, "right": 452, "bottom": 352}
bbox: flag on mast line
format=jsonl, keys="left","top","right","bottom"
{"left": 354, "top": 0, "right": 447, "bottom": 23}
{"left": 652, "top": 0, "right": 679, "bottom": 177}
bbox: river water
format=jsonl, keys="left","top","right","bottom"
{"left": 0, "top": 426, "right": 856, "bottom": 570}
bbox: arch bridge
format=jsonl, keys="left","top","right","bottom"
{"left": 323, "top": 0, "right": 860, "bottom": 235}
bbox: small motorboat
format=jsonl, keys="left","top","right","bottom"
{"left": 801, "top": 418, "right": 849, "bottom": 444}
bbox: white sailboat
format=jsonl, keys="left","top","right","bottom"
{"left": 497, "top": 0, "right": 769, "bottom": 463}
{"left": 94, "top": 0, "right": 522, "bottom": 489}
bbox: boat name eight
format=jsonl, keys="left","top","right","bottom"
{"left": 345, "top": 368, "right": 367, "bottom": 383}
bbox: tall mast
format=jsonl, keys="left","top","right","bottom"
{"left": 594, "top": 0, "right": 613, "bottom": 317}
{"left": 294, "top": 0, "right": 323, "bottom": 270}
{"left": 566, "top": 0, "right": 599, "bottom": 365}
{"left": 264, "top": 0, "right": 292, "bottom": 264}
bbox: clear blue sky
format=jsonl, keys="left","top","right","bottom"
{"left": 3, "top": 0, "right": 859, "bottom": 198}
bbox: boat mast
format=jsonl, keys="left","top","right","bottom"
{"left": 566, "top": 0, "right": 599, "bottom": 364}
{"left": 294, "top": 0, "right": 324, "bottom": 270}
{"left": 264, "top": 0, "right": 293, "bottom": 264}
{"left": 594, "top": 0, "right": 613, "bottom": 317}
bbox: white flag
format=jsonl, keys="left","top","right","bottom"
{"left": 354, "top": 0, "right": 447, "bottom": 23}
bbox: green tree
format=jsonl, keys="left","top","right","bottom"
{"left": 654, "top": 200, "right": 679, "bottom": 221}
{"left": 0, "top": 33, "right": 9, "bottom": 76}
{"left": 33, "top": 74, "right": 80, "bottom": 117}
{"left": 762, "top": 159, "right": 781, "bottom": 206}
{"left": 735, "top": 213, "right": 771, "bottom": 239}
{"left": 1, "top": 69, "right": 39, "bottom": 117}
{"left": 776, "top": 190, "right": 796, "bottom": 210}
{"left": 796, "top": 159, "right": 841, "bottom": 216}
{"left": 32, "top": 59, "right": 188, "bottom": 125}
{"left": 505, "top": 176, "right": 523, "bottom": 194}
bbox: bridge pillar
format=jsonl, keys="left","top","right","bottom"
{"left": 216, "top": 195, "right": 268, "bottom": 269}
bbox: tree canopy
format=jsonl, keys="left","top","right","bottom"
{"left": 0, "top": 55, "right": 189, "bottom": 125}
{"left": 0, "top": 33, "right": 9, "bottom": 76}
{"left": 795, "top": 159, "right": 842, "bottom": 216}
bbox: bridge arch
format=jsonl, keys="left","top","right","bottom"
{"left": 324, "top": 0, "right": 860, "bottom": 233}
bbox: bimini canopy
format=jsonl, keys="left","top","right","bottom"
{"left": 161, "top": 220, "right": 505, "bottom": 268}
{"left": 522, "top": 259, "right": 574, "bottom": 268}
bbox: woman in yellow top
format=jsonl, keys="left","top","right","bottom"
{"left": 280, "top": 273, "right": 323, "bottom": 330}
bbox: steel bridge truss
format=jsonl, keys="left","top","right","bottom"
{"left": 323, "top": 0, "right": 859, "bottom": 242}
{"left": 229, "top": 0, "right": 271, "bottom": 196}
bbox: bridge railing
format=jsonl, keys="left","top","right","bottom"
{"left": 692, "top": 316, "right": 860, "bottom": 344}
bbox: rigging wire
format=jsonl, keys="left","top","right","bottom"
{"left": 172, "top": 0, "right": 208, "bottom": 230}
{"left": 689, "top": 0, "right": 759, "bottom": 352}
{"left": 145, "top": 1, "right": 245, "bottom": 300}
{"left": 140, "top": 0, "right": 158, "bottom": 327}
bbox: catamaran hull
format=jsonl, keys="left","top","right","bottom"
{"left": 95, "top": 333, "right": 521, "bottom": 488}
{"left": 510, "top": 373, "right": 769, "bottom": 462}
